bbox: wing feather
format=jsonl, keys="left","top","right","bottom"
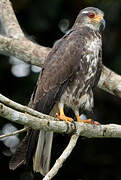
{"left": 30, "top": 30, "right": 86, "bottom": 113}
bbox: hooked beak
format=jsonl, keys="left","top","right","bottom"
{"left": 92, "top": 14, "right": 106, "bottom": 31}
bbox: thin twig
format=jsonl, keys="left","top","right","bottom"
{"left": 0, "top": 127, "right": 27, "bottom": 140}
{"left": 43, "top": 132, "right": 80, "bottom": 180}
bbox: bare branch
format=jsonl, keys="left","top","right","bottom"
{"left": 98, "top": 66, "right": 121, "bottom": 97}
{"left": 43, "top": 132, "right": 80, "bottom": 180}
{"left": 0, "top": 35, "right": 50, "bottom": 66}
{"left": 0, "top": 127, "right": 27, "bottom": 140}
{"left": 0, "top": 0, "right": 50, "bottom": 67}
{"left": 0, "top": 0, "right": 24, "bottom": 38}
{"left": 0, "top": 93, "right": 51, "bottom": 119}
{"left": 0, "top": 97, "right": 121, "bottom": 138}
{"left": 0, "top": 102, "right": 75, "bottom": 134}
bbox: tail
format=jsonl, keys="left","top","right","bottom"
{"left": 9, "top": 129, "right": 53, "bottom": 176}
{"left": 9, "top": 104, "right": 58, "bottom": 175}
{"left": 33, "top": 130, "right": 53, "bottom": 175}
{"left": 29, "top": 104, "right": 58, "bottom": 175}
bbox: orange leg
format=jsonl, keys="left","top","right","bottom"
{"left": 75, "top": 114, "right": 99, "bottom": 125}
{"left": 56, "top": 107, "right": 73, "bottom": 123}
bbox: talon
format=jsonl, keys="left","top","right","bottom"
{"left": 56, "top": 106, "right": 73, "bottom": 123}
{"left": 56, "top": 113, "right": 73, "bottom": 123}
{"left": 75, "top": 114, "right": 99, "bottom": 125}
{"left": 79, "top": 118, "right": 99, "bottom": 125}
{"left": 85, "top": 119, "right": 99, "bottom": 126}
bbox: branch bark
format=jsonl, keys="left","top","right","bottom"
{"left": 98, "top": 66, "right": 121, "bottom": 97}
{"left": 0, "top": 95, "right": 121, "bottom": 138}
{"left": 0, "top": 0, "right": 24, "bottom": 38}
{"left": 0, "top": 35, "right": 50, "bottom": 66}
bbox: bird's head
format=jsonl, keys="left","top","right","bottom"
{"left": 73, "top": 7, "right": 105, "bottom": 32}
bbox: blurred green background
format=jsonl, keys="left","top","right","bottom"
{"left": 0, "top": 0, "right": 121, "bottom": 180}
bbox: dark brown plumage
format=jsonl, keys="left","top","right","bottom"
{"left": 9, "top": 7, "right": 105, "bottom": 176}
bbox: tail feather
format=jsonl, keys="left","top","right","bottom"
{"left": 9, "top": 104, "right": 58, "bottom": 175}
{"left": 33, "top": 130, "right": 53, "bottom": 176}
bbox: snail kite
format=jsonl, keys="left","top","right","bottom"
{"left": 9, "top": 7, "right": 105, "bottom": 176}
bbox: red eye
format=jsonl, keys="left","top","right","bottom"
{"left": 88, "top": 13, "right": 95, "bottom": 18}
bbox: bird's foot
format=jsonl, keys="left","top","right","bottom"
{"left": 78, "top": 118, "right": 99, "bottom": 125}
{"left": 56, "top": 113, "right": 73, "bottom": 123}
{"left": 76, "top": 115, "right": 99, "bottom": 125}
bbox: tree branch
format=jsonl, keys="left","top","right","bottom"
{"left": 98, "top": 66, "right": 121, "bottom": 97}
{"left": 0, "top": 101, "right": 75, "bottom": 134}
{"left": 0, "top": 93, "right": 58, "bottom": 121}
{"left": 0, "top": 127, "right": 27, "bottom": 140}
{"left": 0, "top": 0, "right": 24, "bottom": 38}
{"left": 0, "top": 95, "right": 121, "bottom": 138}
{"left": 0, "top": 35, "right": 50, "bottom": 66}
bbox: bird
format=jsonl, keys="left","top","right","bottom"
{"left": 9, "top": 7, "right": 105, "bottom": 176}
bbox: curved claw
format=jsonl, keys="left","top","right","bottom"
{"left": 90, "top": 119, "right": 101, "bottom": 127}
{"left": 76, "top": 114, "right": 100, "bottom": 126}
{"left": 56, "top": 113, "right": 73, "bottom": 123}
{"left": 86, "top": 119, "right": 100, "bottom": 126}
